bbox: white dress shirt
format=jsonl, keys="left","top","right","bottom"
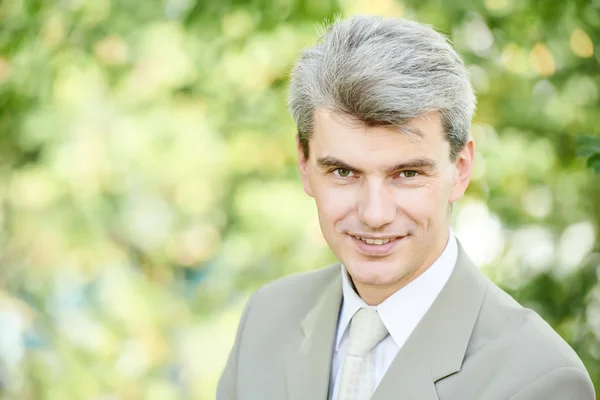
{"left": 329, "top": 233, "right": 458, "bottom": 400}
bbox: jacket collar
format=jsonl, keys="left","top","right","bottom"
{"left": 285, "top": 242, "right": 487, "bottom": 400}
{"left": 285, "top": 265, "right": 342, "bottom": 400}
{"left": 372, "top": 242, "right": 487, "bottom": 399}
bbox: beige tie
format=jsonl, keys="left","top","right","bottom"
{"left": 337, "top": 308, "right": 389, "bottom": 400}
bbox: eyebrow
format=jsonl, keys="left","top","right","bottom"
{"left": 316, "top": 156, "right": 437, "bottom": 175}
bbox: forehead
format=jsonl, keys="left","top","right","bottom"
{"left": 311, "top": 109, "right": 448, "bottom": 165}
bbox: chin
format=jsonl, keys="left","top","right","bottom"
{"left": 345, "top": 259, "right": 406, "bottom": 287}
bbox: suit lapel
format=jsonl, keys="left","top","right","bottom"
{"left": 285, "top": 268, "right": 342, "bottom": 400}
{"left": 372, "top": 242, "right": 488, "bottom": 399}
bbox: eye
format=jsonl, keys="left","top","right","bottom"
{"left": 400, "top": 170, "right": 419, "bottom": 178}
{"left": 334, "top": 168, "right": 353, "bottom": 178}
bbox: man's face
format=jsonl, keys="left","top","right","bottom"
{"left": 298, "top": 108, "right": 473, "bottom": 303}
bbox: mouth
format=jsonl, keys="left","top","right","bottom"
{"left": 348, "top": 234, "right": 406, "bottom": 256}
{"left": 352, "top": 236, "right": 399, "bottom": 245}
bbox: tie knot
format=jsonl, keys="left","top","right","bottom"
{"left": 346, "top": 308, "right": 388, "bottom": 357}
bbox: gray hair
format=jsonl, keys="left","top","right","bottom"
{"left": 288, "top": 15, "right": 476, "bottom": 161}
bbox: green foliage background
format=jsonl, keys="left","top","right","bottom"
{"left": 0, "top": 0, "right": 599, "bottom": 398}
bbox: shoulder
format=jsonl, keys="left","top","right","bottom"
{"left": 463, "top": 276, "right": 593, "bottom": 396}
{"left": 244, "top": 263, "right": 340, "bottom": 319}
{"left": 506, "top": 365, "right": 595, "bottom": 399}
{"left": 252, "top": 263, "right": 340, "bottom": 304}
{"left": 475, "top": 280, "right": 586, "bottom": 368}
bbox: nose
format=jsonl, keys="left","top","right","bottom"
{"left": 357, "top": 179, "right": 396, "bottom": 230}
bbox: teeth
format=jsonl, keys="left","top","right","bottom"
{"left": 354, "top": 236, "right": 395, "bottom": 245}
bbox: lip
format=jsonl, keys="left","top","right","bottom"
{"left": 349, "top": 234, "right": 405, "bottom": 256}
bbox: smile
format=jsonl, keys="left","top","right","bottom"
{"left": 349, "top": 234, "right": 405, "bottom": 256}
{"left": 353, "top": 236, "right": 398, "bottom": 245}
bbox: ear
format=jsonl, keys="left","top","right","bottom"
{"left": 296, "top": 133, "right": 314, "bottom": 197}
{"left": 449, "top": 137, "right": 475, "bottom": 203}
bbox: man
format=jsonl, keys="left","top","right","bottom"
{"left": 217, "top": 15, "right": 595, "bottom": 400}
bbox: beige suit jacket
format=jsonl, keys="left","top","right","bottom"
{"left": 217, "top": 243, "right": 595, "bottom": 399}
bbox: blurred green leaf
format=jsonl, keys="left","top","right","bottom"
{"left": 587, "top": 154, "right": 600, "bottom": 173}
{"left": 576, "top": 135, "right": 600, "bottom": 158}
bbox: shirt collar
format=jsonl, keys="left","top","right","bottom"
{"left": 336, "top": 231, "right": 458, "bottom": 351}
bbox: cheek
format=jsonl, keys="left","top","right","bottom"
{"left": 395, "top": 183, "right": 448, "bottom": 220}
{"left": 315, "top": 187, "right": 355, "bottom": 225}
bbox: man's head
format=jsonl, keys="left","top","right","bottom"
{"left": 288, "top": 16, "right": 476, "bottom": 304}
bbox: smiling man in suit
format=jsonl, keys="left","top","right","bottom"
{"left": 217, "top": 15, "right": 595, "bottom": 400}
